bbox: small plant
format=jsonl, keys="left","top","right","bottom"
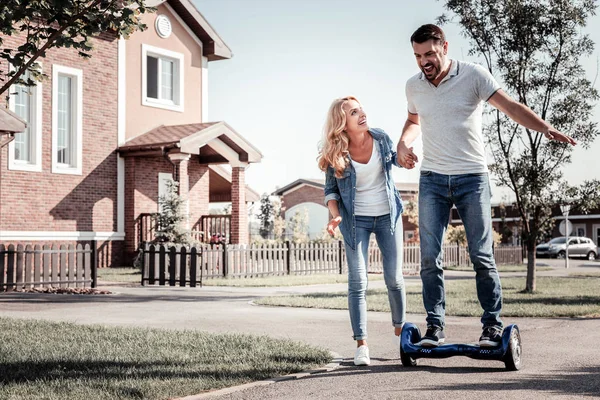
{"left": 154, "top": 180, "right": 191, "bottom": 245}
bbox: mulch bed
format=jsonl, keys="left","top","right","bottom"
{"left": 6, "top": 287, "right": 113, "bottom": 295}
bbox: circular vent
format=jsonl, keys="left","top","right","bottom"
{"left": 155, "top": 15, "right": 172, "bottom": 39}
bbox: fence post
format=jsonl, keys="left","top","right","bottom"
{"left": 338, "top": 240, "right": 343, "bottom": 275}
{"left": 222, "top": 243, "right": 229, "bottom": 277}
{"left": 285, "top": 240, "right": 291, "bottom": 275}
{"left": 91, "top": 240, "right": 98, "bottom": 288}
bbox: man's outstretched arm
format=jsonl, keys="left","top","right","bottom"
{"left": 488, "top": 90, "right": 577, "bottom": 145}
{"left": 397, "top": 111, "right": 421, "bottom": 169}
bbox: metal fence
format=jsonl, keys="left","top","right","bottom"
{"left": 0, "top": 242, "right": 97, "bottom": 291}
{"left": 140, "top": 241, "right": 523, "bottom": 287}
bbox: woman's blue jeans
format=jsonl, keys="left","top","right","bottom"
{"left": 419, "top": 170, "right": 503, "bottom": 329}
{"left": 344, "top": 214, "right": 406, "bottom": 340}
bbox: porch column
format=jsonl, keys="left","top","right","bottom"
{"left": 189, "top": 164, "right": 210, "bottom": 231}
{"left": 169, "top": 153, "right": 191, "bottom": 229}
{"left": 231, "top": 165, "right": 248, "bottom": 244}
{"left": 124, "top": 157, "right": 137, "bottom": 261}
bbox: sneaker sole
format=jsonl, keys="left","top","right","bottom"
{"left": 354, "top": 359, "right": 370, "bottom": 366}
{"left": 419, "top": 338, "right": 445, "bottom": 347}
{"left": 479, "top": 340, "right": 500, "bottom": 347}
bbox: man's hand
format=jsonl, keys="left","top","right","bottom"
{"left": 544, "top": 127, "right": 577, "bottom": 146}
{"left": 327, "top": 216, "right": 342, "bottom": 237}
{"left": 397, "top": 142, "right": 418, "bottom": 169}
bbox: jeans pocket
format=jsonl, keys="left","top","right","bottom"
{"left": 420, "top": 170, "right": 432, "bottom": 177}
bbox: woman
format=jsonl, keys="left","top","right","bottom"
{"left": 318, "top": 96, "right": 406, "bottom": 366}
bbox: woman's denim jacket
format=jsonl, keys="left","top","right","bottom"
{"left": 324, "top": 128, "right": 404, "bottom": 250}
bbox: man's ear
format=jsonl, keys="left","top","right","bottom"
{"left": 443, "top": 41, "right": 448, "bottom": 55}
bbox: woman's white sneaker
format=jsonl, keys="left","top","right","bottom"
{"left": 354, "top": 345, "right": 370, "bottom": 366}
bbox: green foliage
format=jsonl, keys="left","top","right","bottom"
{"left": 257, "top": 194, "right": 275, "bottom": 239}
{"left": 288, "top": 208, "right": 309, "bottom": 243}
{"left": 154, "top": 179, "right": 191, "bottom": 245}
{"left": 438, "top": 0, "right": 600, "bottom": 251}
{"left": 0, "top": 0, "right": 154, "bottom": 97}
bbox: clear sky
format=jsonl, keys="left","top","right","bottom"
{"left": 194, "top": 0, "right": 600, "bottom": 203}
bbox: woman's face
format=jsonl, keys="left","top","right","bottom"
{"left": 342, "top": 100, "right": 368, "bottom": 134}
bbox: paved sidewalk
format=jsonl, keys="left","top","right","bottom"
{"left": 1, "top": 260, "right": 599, "bottom": 399}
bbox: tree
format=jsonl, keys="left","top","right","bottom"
{"left": 0, "top": 0, "right": 153, "bottom": 98}
{"left": 154, "top": 179, "right": 191, "bottom": 245}
{"left": 288, "top": 208, "right": 309, "bottom": 243}
{"left": 403, "top": 195, "right": 420, "bottom": 241}
{"left": 438, "top": 0, "right": 600, "bottom": 292}
{"left": 257, "top": 194, "right": 275, "bottom": 239}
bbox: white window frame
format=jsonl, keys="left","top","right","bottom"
{"left": 573, "top": 224, "right": 586, "bottom": 238}
{"left": 7, "top": 67, "right": 43, "bottom": 172}
{"left": 141, "top": 44, "right": 184, "bottom": 112}
{"left": 51, "top": 64, "right": 83, "bottom": 175}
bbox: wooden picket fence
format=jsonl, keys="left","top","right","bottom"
{"left": 0, "top": 242, "right": 97, "bottom": 291}
{"left": 140, "top": 241, "right": 523, "bottom": 287}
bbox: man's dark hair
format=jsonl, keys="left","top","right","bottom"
{"left": 410, "top": 24, "right": 446, "bottom": 45}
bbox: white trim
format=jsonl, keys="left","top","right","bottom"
{"left": 164, "top": 3, "right": 204, "bottom": 49}
{"left": 168, "top": 153, "right": 191, "bottom": 162}
{"left": 51, "top": 64, "right": 83, "bottom": 175}
{"left": 0, "top": 231, "right": 125, "bottom": 241}
{"left": 141, "top": 44, "right": 184, "bottom": 112}
{"left": 452, "top": 214, "right": 600, "bottom": 224}
{"left": 155, "top": 14, "right": 173, "bottom": 39}
{"left": 117, "top": 156, "right": 125, "bottom": 233}
{"left": 118, "top": 37, "right": 126, "bottom": 146}
{"left": 201, "top": 56, "right": 208, "bottom": 122}
{"left": 554, "top": 214, "right": 600, "bottom": 220}
{"left": 7, "top": 66, "right": 43, "bottom": 172}
{"left": 573, "top": 223, "right": 586, "bottom": 237}
{"left": 117, "top": 37, "right": 126, "bottom": 234}
{"left": 207, "top": 137, "right": 241, "bottom": 165}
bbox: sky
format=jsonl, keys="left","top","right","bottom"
{"left": 193, "top": 0, "right": 600, "bottom": 203}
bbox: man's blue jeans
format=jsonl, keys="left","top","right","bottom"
{"left": 419, "top": 171, "right": 503, "bottom": 328}
{"left": 344, "top": 214, "right": 406, "bottom": 340}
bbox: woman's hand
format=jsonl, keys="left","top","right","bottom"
{"left": 327, "top": 216, "right": 342, "bottom": 237}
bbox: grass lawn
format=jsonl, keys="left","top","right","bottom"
{"left": 97, "top": 267, "right": 140, "bottom": 283}
{"left": 0, "top": 318, "right": 331, "bottom": 400}
{"left": 256, "top": 275, "right": 600, "bottom": 318}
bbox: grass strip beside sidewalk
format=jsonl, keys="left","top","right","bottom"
{"left": 0, "top": 318, "right": 331, "bottom": 400}
{"left": 256, "top": 276, "right": 600, "bottom": 318}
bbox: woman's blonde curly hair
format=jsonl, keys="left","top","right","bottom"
{"left": 317, "top": 96, "right": 359, "bottom": 178}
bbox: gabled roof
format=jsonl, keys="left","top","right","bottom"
{"left": 152, "top": 0, "right": 232, "bottom": 60}
{"left": 209, "top": 165, "right": 260, "bottom": 203}
{"left": 119, "top": 121, "right": 263, "bottom": 164}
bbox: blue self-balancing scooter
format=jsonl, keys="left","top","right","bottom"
{"left": 400, "top": 322, "right": 522, "bottom": 371}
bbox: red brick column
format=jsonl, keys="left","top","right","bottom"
{"left": 124, "top": 157, "right": 137, "bottom": 261}
{"left": 189, "top": 164, "right": 210, "bottom": 230}
{"left": 231, "top": 165, "right": 248, "bottom": 244}
{"left": 169, "top": 153, "right": 191, "bottom": 229}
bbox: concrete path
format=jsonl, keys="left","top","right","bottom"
{"left": 1, "top": 260, "right": 599, "bottom": 399}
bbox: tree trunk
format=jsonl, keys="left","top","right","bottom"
{"left": 525, "top": 239, "right": 536, "bottom": 293}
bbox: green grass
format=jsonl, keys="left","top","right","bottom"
{"left": 96, "top": 267, "right": 140, "bottom": 283}
{"left": 0, "top": 318, "right": 331, "bottom": 400}
{"left": 202, "top": 273, "right": 383, "bottom": 287}
{"left": 256, "top": 276, "right": 600, "bottom": 318}
{"left": 444, "top": 264, "right": 552, "bottom": 272}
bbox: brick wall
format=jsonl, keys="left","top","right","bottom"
{"left": 0, "top": 31, "right": 121, "bottom": 265}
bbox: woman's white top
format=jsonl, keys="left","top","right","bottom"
{"left": 351, "top": 142, "right": 390, "bottom": 216}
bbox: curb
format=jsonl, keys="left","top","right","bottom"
{"left": 173, "top": 351, "right": 344, "bottom": 400}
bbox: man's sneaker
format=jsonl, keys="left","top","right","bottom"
{"left": 354, "top": 345, "right": 370, "bottom": 366}
{"left": 419, "top": 325, "right": 446, "bottom": 347}
{"left": 479, "top": 325, "right": 503, "bottom": 347}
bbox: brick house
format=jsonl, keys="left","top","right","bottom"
{"left": 0, "top": 0, "right": 262, "bottom": 267}
{"left": 272, "top": 178, "right": 419, "bottom": 241}
{"left": 450, "top": 204, "right": 600, "bottom": 248}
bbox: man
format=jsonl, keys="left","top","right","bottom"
{"left": 397, "top": 24, "right": 575, "bottom": 347}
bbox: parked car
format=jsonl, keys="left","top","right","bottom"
{"left": 536, "top": 237, "right": 597, "bottom": 260}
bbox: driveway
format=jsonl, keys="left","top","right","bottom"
{"left": 1, "top": 260, "right": 599, "bottom": 399}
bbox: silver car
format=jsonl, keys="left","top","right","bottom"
{"left": 536, "top": 237, "right": 598, "bottom": 260}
